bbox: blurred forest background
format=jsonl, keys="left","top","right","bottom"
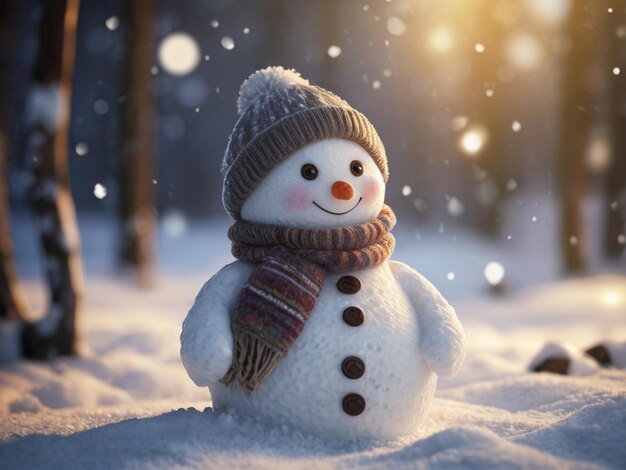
{"left": 0, "top": 0, "right": 625, "bottom": 358}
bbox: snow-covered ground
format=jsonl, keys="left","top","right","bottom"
{"left": 1, "top": 209, "right": 625, "bottom": 469}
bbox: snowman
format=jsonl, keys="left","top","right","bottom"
{"left": 181, "top": 67, "right": 466, "bottom": 440}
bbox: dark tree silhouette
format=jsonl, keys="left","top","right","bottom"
{"left": 558, "top": 1, "right": 593, "bottom": 272}
{"left": 119, "top": 0, "right": 157, "bottom": 285}
{"left": 21, "top": 0, "right": 85, "bottom": 358}
{"left": 0, "top": 0, "right": 31, "bottom": 322}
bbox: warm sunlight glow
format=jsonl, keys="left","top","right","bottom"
{"left": 158, "top": 33, "right": 201, "bottom": 76}
{"left": 459, "top": 127, "right": 487, "bottom": 156}
{"left": 603, "top": 291, "right": 620, "bottom": 306}
{"left": 427, "top": 27, "right": 453, "bottom": 53}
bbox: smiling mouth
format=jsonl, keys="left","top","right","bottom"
{"left": 313, "top": 197, "right": 363, "bottom": 215}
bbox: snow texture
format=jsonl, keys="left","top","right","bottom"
{"left": 1, "top": 214, "right": 625, "bottom": 468}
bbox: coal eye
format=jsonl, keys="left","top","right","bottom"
{"left": 301, "top": 164, "right": 318, "bottom": 181}
{"left": 350, "top": 160, "right": 364, "bottom": 177}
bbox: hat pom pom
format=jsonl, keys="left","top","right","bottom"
{"left": 237, "top": 66, "right": 309, "bottom": 114}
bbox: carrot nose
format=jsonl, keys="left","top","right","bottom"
{"left": 331, "top": 181, "right": 355, "bottom": 200}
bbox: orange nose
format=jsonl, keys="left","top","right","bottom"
{"left": 331, "top": 181, "right": 355, "bottom": 200}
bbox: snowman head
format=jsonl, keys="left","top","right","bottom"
{"left": 222, "top": 67, "right": 389, "bottom": 225}
{"left": 241, "top": 139, "right": 385, "bottom": 228}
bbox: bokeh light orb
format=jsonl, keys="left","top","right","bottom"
{"left": 427, "top": 27, "right": 453, "bottom": 53}
{"left": 387, "top": 16, "right": 407, "bottom": 37}
{"left": 158, "top": 33, "right": 201, "bottom": 76}
{"left": 507, "top": 32, "right": 545, "bottom": 71}
{"left": 459, "top": 127, "right": 487, "bottom": 156}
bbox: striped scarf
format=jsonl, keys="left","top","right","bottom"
{"left": 221, "top": 205, "right": 396, "bottom": 393}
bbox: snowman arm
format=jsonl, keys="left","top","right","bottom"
{"left": 180, "top": 261, "right": 249, "bottom": 387}
{"left": 390, "top": 261, "right": 466, "bottom": 378}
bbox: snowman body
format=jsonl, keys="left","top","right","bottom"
{"left": 181, "top": 70, "right": 466, "bottom": 440}
{"left": 203, "top": 260, "right": 436, "bottom": 439}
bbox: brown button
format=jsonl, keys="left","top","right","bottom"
{"left": 342, "top": 393, "right": 366, "bottom": 416}
{"left": 342, "top": 356, "right": 366, "bottom": 379}
{"left": 343, "top": 307, "right": 364, "bottom": 327}
{"left": 337, "top": 275, "right": 361, "bottom": 294}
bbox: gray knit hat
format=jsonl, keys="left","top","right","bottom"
{"left": 221, "top": 66, "right": 388, "bottom": 219}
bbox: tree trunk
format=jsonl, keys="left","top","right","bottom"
{"left": 119, "top": 0, "right": 156, "bottom": 286}
{"left": 604, "top": 5, "right": 626, "bottom": 258}
{"left": 22, "top": 0, "right": 84, "bottom": 359}
{"left": 558, "top": 1, "right": 593, "bottom": 272}
{"left": 0, "top": 139, "right": 32, "bottom": 322}
{"left": 466, "top": 0, "right": 505, "bottom": 237}
{"left": 0, "top": 0, "right": 31, "bottom": 322}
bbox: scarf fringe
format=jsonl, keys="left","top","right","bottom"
{"left": 221, "top": 328, "right": 284, "bottom": 394}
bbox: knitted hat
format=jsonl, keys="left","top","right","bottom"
{"left": 221, "top": 66, "right": 388, "bottom": 219}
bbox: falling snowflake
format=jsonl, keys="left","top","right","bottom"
{"left": 105, "top": 16, "right": 119, "bottom": 31}
{"left": 613, "top": 67, "right": 621, "bottom": 76}
{"left": 163, "top": 210, "right": 188, "bottom": 237}
{"left": 484, "top": 262, "right": 505, "bottom": 286}
{"left": 327, "top": 45, "right": 342, "bottom": 58}
{"left": 413, "top": 198, "right": 429, "bottom": 213}
{"left": 447, "top": 272, "right": 456, "bottom": 281}
{"left": 93, "top": 183, "right": 107, "bottom": 200}
{"left": 243, "top": 27, "right": 250, "bottom": 34}
{"left": 75, "top": 143, "right": 89, "bottom": 156}
{"left": 511, "top": 120, "right": 522, "bottom": 132}
{"left": 221, "top": 37, "right": 235, "bottom": 50}
{"left": 372, "top": 80, "right": 381, "bottom": 89}
{"left": 447, "top": 197, "right": 464, "bottom": 216}
{"left": 210, "top": 19, "right": 219, "bottom": 28}
{"left": 93, "top": 99, "right": 109, "bottom": 115}
{"left": 506, "top": 179, "right": 517, "bottom": 191}
{"left": 474, "top": 43, "right": 485, "bottom": 53}
{"left": 401, "top": 185, "right": 412, "bottom": 197}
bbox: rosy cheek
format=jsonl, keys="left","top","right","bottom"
{"left": 283, "top": 185, "right": 312, "bottom": 212}
{"left": 363, "top": 178, "right": 381, "bottom": 200}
